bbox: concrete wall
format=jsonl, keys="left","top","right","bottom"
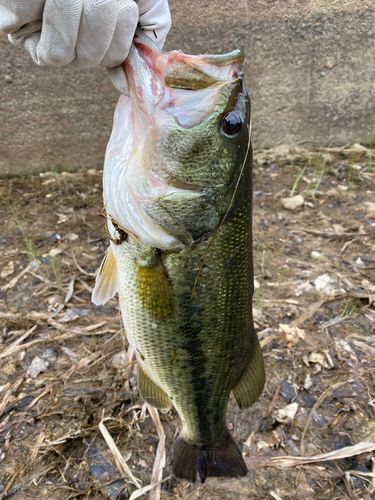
{"left": 1, "top": 0, "right": 375, "bottom": 176}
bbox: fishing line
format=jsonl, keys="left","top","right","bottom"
{"left": 190, "top": 114, "right": 252, "bottom": 300}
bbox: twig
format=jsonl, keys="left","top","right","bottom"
{"left": 1, "top": 485, "right": 24, "bottom": 499}
{"left": 128, "top": 477, "right": 171, "bottom": 500}
{"left": 0, "top": 325, "right": 37, "bottom": 360}
{"left": 49, "top": 275, "right": 75, "bottom": 319}
{"left": 147, "top": 404, "right": 166, "bottom": 500}
{"left": 291, "top": 300, "right": 325, "bottom": 328}
{"left": 340, "top": 237, "right": 358, "bottom": 255}
{"left": 1, "top": 262, "right": 33, "bottom": 292}
{"left": 0, "top": 376, "right": 24, "bottom": 417}
{"left": 245, "top": 442, "right": 375, "bottom": 469}
{"left": 99, "top": 414, "right": 141, "bottom": 488}
{"left": 72, "top": 252, "right": 96, "bottom": 277}
{"left": 0, "top": 466, "right": 25, "bottom": 499}
{"left": 266, "top": 384, "right": 281, "bottom": 417}
{"left": 270, "top": 491, "right": 284, "bottom": 500}
{"left": 300, "top": 380, "right": 350, "bottom": 455}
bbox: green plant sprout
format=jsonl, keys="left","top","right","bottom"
{"left": 8, "top": 201, "right": 38, "bottom": 262}
{"left": 322, "top": 300, "right": 357, "bottom": 328}
{"left": 305, "top": 155, "right": 326, "bottom": 197}
{"left": 290, "top": 158, "right": 311, "bottom": 197}
{"left": 255, "top": 241, "right": 271, "bottom": 312}
{"left": 369, "top": 122, "right": 375, "bottom": 173}
{"left": 348, "top": 154, "right": 356, "bottom": 190}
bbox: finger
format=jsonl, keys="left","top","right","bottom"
{"left": 73, "top": 0, "right": 117, "bottom": 69}
{"left": 36, "top": 0, "right": 82, "bottom": 66}
{"left": 8, "top": 19, "right": 42, "bottom": 46}
{"left": 107, "top": 65, "right": 129, "bottom": 95}
{"left": 0, "top": 0, "right": 45, "bottom": 33}
{"left": 136, "top": 0, "right": 171, "bottom": 49}
{"left": 100, "top": 0, "right": 138, "bottom": 68}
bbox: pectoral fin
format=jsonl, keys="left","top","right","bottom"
{"left": 137, "top": 364, "right": 171, "bottom": 412}
{"left": 232, "top": 336, "right": 265, "bottom": 409}
{"left": 136, "top": 251, "right": 173, "bottom": 320}
{"left": 92, "top": 245, "right": 118, "bottom": 306}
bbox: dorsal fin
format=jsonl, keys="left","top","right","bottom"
{"left": 92, "top": 245, "right": 118, "bottom": 305}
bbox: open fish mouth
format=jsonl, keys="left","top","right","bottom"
{"left": 102, "top": 31, "right": 248, "bottom": 251}
{"left": 125, "top": 30, "right": 244, "bottom": 130}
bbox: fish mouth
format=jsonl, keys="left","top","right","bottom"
{"left": 103, "top": 33, "right": 248, "bottom": 251}
{"left": 124, "top": 30, "right": 244, "bottom": 129}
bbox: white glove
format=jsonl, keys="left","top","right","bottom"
{"left": 0, "top": 0, "right": 171, "bottom": 94}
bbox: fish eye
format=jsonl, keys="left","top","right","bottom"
{"left": 221, "top": 111, "right": 242, "bottom": 137}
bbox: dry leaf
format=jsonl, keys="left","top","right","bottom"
{"left": 279, "top": 324, "right": 306, "bottom": 343}
{"left": 269, "top": 442, "right": 375, "bottom": 468}
{"left": 99, "top": 417, "right": 141, "bottom": 488}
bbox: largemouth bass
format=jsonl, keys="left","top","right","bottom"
{"left": 93, "top": 31, "right": 265, "bottom": 483}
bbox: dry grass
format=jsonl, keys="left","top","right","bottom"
{"left": 0, "top": 146, "right": 375, "bottom": 499}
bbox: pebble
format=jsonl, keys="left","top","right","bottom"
{"left": 364, "top": 201, "right": 375, "bottom": 212}
{"left": 311, "top": 251, "right": 322, "bottom": 259}
{"left": 276, "top": 402, "right": 299, "bottom": 423}
{"left": 280, "top": 195, "right": 304, "bottom": 210}
{"left": 28, "top": 349, "right": 57, "bottom": 378}
{"left": 4, "top": 75, "right": 12, "bottom": 83}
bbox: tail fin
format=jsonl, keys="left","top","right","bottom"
{"left": 173, "top": 431, "right": 247, "bottom": 483}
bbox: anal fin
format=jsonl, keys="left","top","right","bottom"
{"left": 232, "top": 335, "right": 265, "bottom": 409}
{"left": 92, "top": 244, "right": 118, "bottom": 306}
{"left": 137, "top": 364, "right": 171, "bottom": 412}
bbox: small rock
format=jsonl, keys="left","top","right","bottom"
{"left": 304, "top": 374, "right": 314, "bottom": 390}
{"left": 253, "top": 307, "right": 262, "bottom": 321}
{"left": 276, "top": 403, "right": 299, "bottom": 423}
{"left": 60, "top": 307, "right": 90, "bottom": 323}
{"left": 313, "top": 273, "right": 341, "bottom": 298}
{"left": 293, "top": 236, "right": 304, "bottom": 244}
{"left": 28, "top": 349, "right": 57, "bottom": 378}
{"left": 1, "top": 261, "right": 14, "bottom": 279}
{"left": 48, "top": 248, "right": 62, "bottom": 257}
{"left": 63, "top": 233, "right": 79, "bottom": 242}
{"left": 87, "top": 446, "right": 130, "bottom": 500}
{"left": 4, "top": 75, "right": 12, "bottom": 83}
{"left": 280, "top": 195, "right": 304, "bottom": 210}
{"left": 351, "top": 143, "right": 369, "bottom": 153}
{"left": 295, "top": 281, "right": 313, "bottom": 297}
{"left": 311, "top": 251, "right": 322, "bottom": 259}
{"left": 279, "top": 380, "right": 295, "bottom": 402}
{"left": 111, "top": 351, "right": 127, "bottom": 369}
{"left": 326, "top": 59, "right": 336, "bottom": 69}
{"left": 364, "top": 201, "right": 375, "bottom": 212}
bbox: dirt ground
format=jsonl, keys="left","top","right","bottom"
{"left": 0, "top": 144, "right": 375, "bottom": 500}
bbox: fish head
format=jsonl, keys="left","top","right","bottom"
{"left": 103, "top": 31, "right": 251, "bottom": 250}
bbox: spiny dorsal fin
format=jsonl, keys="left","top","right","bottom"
{"left": 137, "top": 364, "right": 171, "bottom": 412}
{"left": 232, "top": 336, "right": 265, "bottom": 409}
{"left": 92, "top": 245, "right": 118, "bottom": 306}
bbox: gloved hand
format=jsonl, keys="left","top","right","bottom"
{"left": 0, "top": 0, "right": 171, "bottom": 94}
